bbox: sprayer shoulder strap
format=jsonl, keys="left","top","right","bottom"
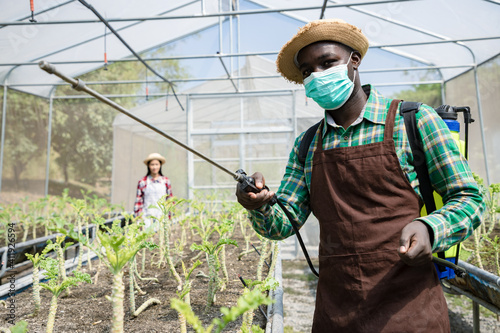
{"left": 298, "top": 121, "right": 322, "bottom": 165}
{"left": 400, "top": 101, "right": 450, "bottom": 263}
{"left": 399, "top": 101, "right": 437, "bottom": 214}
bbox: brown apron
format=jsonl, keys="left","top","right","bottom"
{"left": 310, "top": 100, "right": 450, "bottom": 332}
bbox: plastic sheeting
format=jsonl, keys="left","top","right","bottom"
{"left": 1, "top": 0, "right": 499, "bottom": 97}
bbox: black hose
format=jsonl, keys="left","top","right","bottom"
{"left": 77, "top": 0, "right": 185, "bottom": 111}
{"left": 274, "top": 197, "right": 319, "bottom": 277}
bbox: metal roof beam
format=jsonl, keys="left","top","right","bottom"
{"left": 2, "top": 36, "right": 497, "bottom": 67}
{"left": 50, "top": 80, "right": 444, "bottom": 99}
{"left": 0, "top": 0, "right": 76, "bottom": 29}
{"left": 4, "top": 64, "right": 474, "bottom": 87}
{"left": 0, "top": 0, "right": 412, "bottom": 26}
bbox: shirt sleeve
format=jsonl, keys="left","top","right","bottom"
{"left": 413, "top": 105, "right": 485, "bottom": 252}
{"left": 248, "top": 134, "right": 312, "bottom": 240}
{"left": 165, "top": 177, "right": 173, "bottom": 198}
{"left": 134, "top": 180, "right": 145, "bottom": 216}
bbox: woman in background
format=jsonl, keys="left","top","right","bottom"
{"left": 134, "top": 152, "right": 173, "bottom": 230}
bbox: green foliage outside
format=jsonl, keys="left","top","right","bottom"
{"left": 392, "top": 82, "right": 442, "bottom": 108}
{"left": 1, "top": 47, "right": 187, "bottom": 194}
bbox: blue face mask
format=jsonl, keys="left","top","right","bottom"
{"left": 303, "top": 54, "right": 354, "bottom": 110}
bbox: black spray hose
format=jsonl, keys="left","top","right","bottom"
{"left": 274, "top": 197, "right": 320, "bottom": 278}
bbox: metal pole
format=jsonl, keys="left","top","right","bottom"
{"left": 219, "top": 0, "right": 223, "bottom": 54}
{"left": 0, "top": 84, "right": 7, "bottom": 193}
{"left": 229, "top": 0, "right": 233, "bottom": 76}
{"left": 8, "top": 64, "right": 476, "bottom": 88}
{"left": 292, "top": 90, "right": 299, "bottom": 260}
{"left": 472, "top": 65, "right": 491, "bottom": 185}
{"left": 44, "top": 87, "right": 56, "bottom": 196}
{"left": 0, "top": 0, "right": 408, "bottom": 25}
{"left": 236, "top": 0, "right": 241, "bottom": 91}
{"left": 473, "top": 301, "right": 480, "bottom": 333}
{"left": 39, "top": 61, "right": 243, "bottom": 182}
{"left": 186, "top": 95, "right": 194, "bottom": 201}
{"left": 440, "top": 81, "right": 446, "bottom": 105}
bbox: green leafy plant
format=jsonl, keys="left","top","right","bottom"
{"left": 483, "top": 235, "right": 500, "bottom": 276}
{"left": 466, "top": 174, "right": 500, "bottom": 270}
{"left": 25, "top": 245, "right": 52, "bottom": 316}
{"left": 44, "top": 235, "right": 73, "bottom": 285}
{"left": 172, "top": 260, "right": 202, "bottom": 333}
{"left": 191, "top": 238, "right": 238, "bottom": 311}
{"left": 0, "top": 320, "right": 29, "bottom": 333}
{"left": 213, "top": 218, "right": 235, "bottom": 291}
{"left": 256, "top": 237, "right": 271, "bottom": 282}
{"left": 238, "top": 277, "right": 278, "bottom": 332}
{"left": 170, "top": 287, "right": 273, "bottom": 333}
{"left": 39, "top": 257, "right": 91, "bottom": 333}
{"left": 128, "top": 241, "right": 161, "bottom": 317}
{"left": 54, "top": 219, "right": 153, "bottom": 333}
{"left": 266, "top": 241, "right": 280, "bottom": 280}
{"left": 153, "top": 197, "right": 187, "bottom": 288}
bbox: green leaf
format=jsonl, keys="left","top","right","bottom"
{"left": 9, "top": 320, "right": 29, "bottom": 333}
{"left": 170, "top": 298, "right": 208, "bottom": 333}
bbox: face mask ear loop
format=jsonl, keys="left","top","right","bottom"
{"left": 346, "top": 52, "right": 354, "bottom": 66}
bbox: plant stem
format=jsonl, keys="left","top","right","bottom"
{"left": 205, "top": 253, "right": 219, "bottom": 311}
{"left": 267, "top": 241, "right": 279, "bottom": 280}
{"left": 132, "top": 298, "right": 161, "bottom": 317}
{"left": 257, "top": 239, "right": 270, "bottom": 281}
{"left": 496, "top": 249, "right": 500, "bottom": 276}
{"left": 178, "top": 311, "right": 187, "bottom": 333}
{"left": 22, "top": 224, "right": 29, "bottom": 243}
{"left": 129, "top": 259, "right": 160, "bottom": 317}
{"left": 77, "top": 218, "right": 83, "bottom": 271}
{"left": 129, "top": 266, "right": 136, "bottom": 316}
{"left": 473, "top": 230, "right": 484, "bottom": 269}
{"left": 32, "top": 265, "right": 41, "bottom": 315}
{"left": 57, "top": 245, "right": 67, "bottom": 282}
{"left": 45, "top": 294, "right": 58, "bottom": 333}
{"left": 141, "top": 248, "right": 146, "bottom": 274}
{"left": 220, "top": 245, "right": 228, "bottom": 291}
{"left": 111, "top": 271, "right": 125, "bottom": 333}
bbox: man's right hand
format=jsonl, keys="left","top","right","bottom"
{"left": 235, "top": 172, "right": 275, "bottom": 210}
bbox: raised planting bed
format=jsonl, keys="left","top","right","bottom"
{"left": 1, "top": 208, "right": 280, "bottom": 333}
{"left": 445, "top": 260, "right": 500, "bottom": 315}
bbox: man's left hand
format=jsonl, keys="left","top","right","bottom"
{"left": 398, "top": 221, "right": 432, "bottom": 266}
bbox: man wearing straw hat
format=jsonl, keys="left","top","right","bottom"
{"left": 236, "top": 19, "right": 484, "bottom": 332}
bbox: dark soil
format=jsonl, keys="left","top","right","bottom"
{"left": 6, "top": 222, "right": 268, "bottom": 332}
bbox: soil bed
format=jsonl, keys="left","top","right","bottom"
{"left": 8, "top": 221, "right": 268, "bottom": 332}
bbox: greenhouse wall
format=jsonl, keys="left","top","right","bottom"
{"left": 445, "top": 54, "right": 500, "bottom": 185}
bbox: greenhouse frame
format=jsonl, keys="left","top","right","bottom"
{"left": 2, "top": 1, "right": 500, "bottom": 331}
{"left": 1, "top": 0, "right": 499, "bottom": 209}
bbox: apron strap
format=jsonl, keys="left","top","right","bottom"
{"left": 384, "top": 99, "right": 401, "bottom": 141}
{"left": 315, "top": 120, "right": 325, "bottom": 153}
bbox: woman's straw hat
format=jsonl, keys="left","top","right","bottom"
{"left": 143, "top": 153, "right": 166, "bottom": 165}
{"left": 276, "top": 19, "right": 369, "bottom": 84}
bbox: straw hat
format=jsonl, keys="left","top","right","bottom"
{"left": 276, "top": 19, "right": 369, "bottom": 84}
{"left": 143, "top": 152, "right": 166, "bottom": 165}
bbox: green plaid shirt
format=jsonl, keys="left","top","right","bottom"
{"left": 249, "top": 85, "right": 484, "bottom": 253}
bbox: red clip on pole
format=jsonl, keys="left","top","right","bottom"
{"left": 103, "top": 25, "right": 108, "bottom": 70}
{"left": 30, "top": 0, "right": 37, "bottom": 22}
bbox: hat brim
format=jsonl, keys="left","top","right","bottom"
{"left": 144, "top": 156, "right": 166, "bottom": 165}
{"left": 276, "top": 19, "right": 369, "bottom": 85}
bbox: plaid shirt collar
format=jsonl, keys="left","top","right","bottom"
{"left": 322, "top": 84, "right": 388, "bottom": 136}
